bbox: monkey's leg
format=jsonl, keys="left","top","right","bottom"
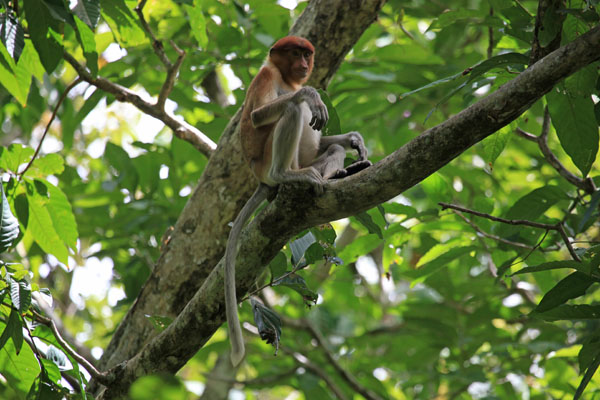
{"left": 268, "top": 103, "right": 325, "bottom": 188}
{"left": 310, "top": 143, "right": 346, "bottom": 179}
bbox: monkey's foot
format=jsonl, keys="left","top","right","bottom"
{"left": 329, "top": 160, "right": 372, "bottom": 179}
{"left": 345, "top": 160, "right": 372, "bottom": 176}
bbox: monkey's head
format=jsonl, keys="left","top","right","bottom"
{"left": 269, "top": 36, "right": 315, "bottom": 86}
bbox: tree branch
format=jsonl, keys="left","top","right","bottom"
{"left": 63, "top": 52, "right": 216, "bottom": 157}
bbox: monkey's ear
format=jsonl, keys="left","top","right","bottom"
{"left": 251, "top": 297, "right": 282, "bottom": 355}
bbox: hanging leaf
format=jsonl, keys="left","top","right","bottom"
{"left": 268, "top": 252, "right": 287, "bottom": 281}
{"left": 251, "top": 298, "right": 281, "bottom": 354}
{"left": 0, "top": 183, "right": 19, "bottom": 253}
{"left": 512, "top": 260, "right": 591, "bottom": 276}
{"left": 10, "top": 277, "right": 31, "bottom": 314}
{"left": 290, "top": 231, "right": 317, "bottom": 268}
{"left": 0, "top": 13, "right": 24, "bottom": 61}
{"left": 71, "top": 0, "right": 101, "bottom": 29}
{"left": 23, "top": 0, "right": 64, "bottom": 74}
{"left": 275, "top": 273, "right": 318, "bottom": 306}
{"left": 574, "top": 353, "right": 600, "bottom": 400}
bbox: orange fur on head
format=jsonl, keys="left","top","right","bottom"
{"left": 269, "top": 36, "right": 315, "bottom": 86}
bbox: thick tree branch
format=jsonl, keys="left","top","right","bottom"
{"left": 63, "top": 52, "right": 216, "bottom": 157}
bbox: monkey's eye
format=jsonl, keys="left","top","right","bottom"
{"left": 304, "top": 51, "right": 312, "bottom": 58}
{"left": 290, "top": 49, "right": 302, "bottom": 58}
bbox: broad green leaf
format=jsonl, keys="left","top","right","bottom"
{"left": 18, "top": 41, "right": 45, "bottom": 83}
{"left": 481, "top": 125, "right": 511, "bottom": 165}
{"left": 26, "top": 186, "right": 69, "bottom": 264}
{"left": 251, "top": 298, "right": 281, "bottom": 350}
{"left": 566, "top": 65, "right": 597, "bottom": 97}
{"left": 0, "top": 41, "right": 28, "bottom": 105}
{"left": 10, "top": 278, "right": 31, "bottom": 314}
{"left": 421, "top": 173, "right": 450, "bottom": 204}
{"left": 145, "top": 315, "right": 173, "bottom": 332}
{"left": 547, "top": 88, "right": 599, "bottom": 177}
{"left": 0, "top": 13, "right": 24, "bottom": 61}
{"left": 0, "top": 334, "right": 39, "bottom": 396}
{"left": 405, "top": 246, "right": 478, "bottom": 281}
{"left": 45, "top": 181, "right": 78, "bottom": 251}
{"left": 275, "top": 273, "right": 318, "bottom": 305}
{"left": 579, "top": 190, "right": 600, "bottom": 232}
{"left": 512, "top": 260, "right": 591, "bottom": 276}
{"left": 185, "top": 1, "right": 208, "bottom": 49}
{"left": 268, "top": 252, "right": 287, "bottom": 280}
{"left": 23, "top": 0, "right": 63, "bottom": 74}
{"left": 101, "top": 0, "right": 147, "bottom": 47}
{"left": 430, "top": 9, "right": 485, "bottom": 30}
{"left": 0, "top": 308, "right": 20, "bottom": 351}
{"left": 535, "top": 272, "right": 595, "bottom": 313}
{"left": 304, "top": 242, "right": 325, "bottom": 265}
{"left": 310, "top": 224, "right": 336, "bottom": 246}
{"left": 104, "top": 142, "right": 138, "bottom": 193}
{"left": 0, "top": 183, "right": 19, "bottom": 253}
{"left": 337, "top": 234, "right": 380, "bottom": 264}
{"left": 533, "top": 304, "right": 600, "bottom": 321}
{"left": 290, "top": 231, "right": 316, "bottom": 267}
{"left": 538, "top": 5, "right": 561, "bottom": 46}
{"left": 30, "top": 153, "right": 64, "bottom": 176}
{"left": 72, "top": 0, "right": 101, "bottom": 28}
{"left": 504, "top": 185, "right": 566, "bottom": 220}
{"left": 354, "top": 211, "right": 383, "bottom": 239}
{"left": 73, "top": 15, "right": 98, "bottom": 76}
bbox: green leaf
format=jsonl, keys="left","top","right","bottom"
{"left": 290, "top": 231, "right": 317, "bottom": 268}
{"left": 538, "top": 5, "right": 561, "bottom": 46}
{"left": 30, "top": 153, "right": 64, "bottom": 176}
{"left": 0, "top": 308, "right": 21, "bottom": 351}
{"left": 251, "top": 298, "right": 281, "bottom": 352}
{"left": 100, "top": 0, "right": 147, "bottom": 47}
{"left": 26, "top": 183, "right": 69, "bottom": 264}
{"left": 546, "top": 88, "right": 599, "bottom": 177}
{"left": 275, "top": 273, "right": 318, "bottom": 305}
{"left": 533, "top": 304, "right": 600, "bottom": 321}
{"left": 73, "top": 15, "right": 98, "bottom": 76}
{"left": 18, "top": 41, "right": 45, "bottom": 83}
{"left": 72, "top": 0, "right": 101, "bottom": 28}
{"left": 0, "top": 40, "right": 28, "bottom": 105}
{"left": 0, "top": 13, "right": 25, "bottom": 61}
{"left": 574, "top": 352, "right": 600, "bottom": 400}
{"left": 481, "top": 125, "right": 511, "bottom": 165}
{"left": 268, "top": 252, "right": 287, "bottom": 280}
{"left": 0, "top": 183, "right": 19, "bottom": 253}
{"left": 355, "top": 211, "right": 383, "bottom": 239}
{"left": 504, "top": 185, "right": 566, "bottom": 221}
{"left": 185, "top": 1, "right": 208, "bottom": 49}
{"left": 512, "top": 260, "right": 591, "bottom": 276}
{"left": 0, "top": 334, "right": 39, "bottom": 396}
{"left": 578, "top": 189, "right": 600, "bottom": 232}
{"left": 565, "top": 65, "right": 598, "bottom": 97}
{"left": 23, "top": 0, "right": 63, "bottom": 74}
{"left": 405, "top": 246, "right": 478, "bottom": 281}
{"left": 45, "top": 181, "right": 78, "bottom": 251}
{"left": 535, "top": 272, "right": 595, "bottom": 313}
{"left": 337, "top": 234, "right": 380, "bottom": 264}
{"left": 104, "top": 142, "right": 138, "bottom": 193}
{"left": 10, "top": 278, "right": 31, "bottom": 314}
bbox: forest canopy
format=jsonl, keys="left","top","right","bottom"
{"left": 0, "top": 0, "right": 600, "bottom": 399}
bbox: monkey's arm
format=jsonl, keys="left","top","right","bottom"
{"left": 251, "top": 87, "right": 328, "bottom": 131}
{"left": 319, "top": 131, "right": 368, "bottom": 161}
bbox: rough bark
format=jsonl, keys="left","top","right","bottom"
{"left": 97, "top": 0, "right": 386, "bottom": 373}
{"left": 98, "top": 24, "right": 600, "bottom": 399}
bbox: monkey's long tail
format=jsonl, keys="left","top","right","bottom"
{"left": 224, "top": 183, "right": 271, "bottom": 367}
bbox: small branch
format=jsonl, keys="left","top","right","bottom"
{"left": 63, "top": 51, "right": 216, "bottom": 157}
{"left": 18, "top": 78, "right": 82, "bottom": 181}
{"left": 284, "top": 317, "right": 385, "bottom": 400}
{"left": 516, "top": 109, "right": 596, "bottom": 194}
{"left": 450, "top": 208, "right": 535, "bottom": 250}
{"left": 134, "top": 0, "right": 172, "bottom": 68}
{"left": 281, "top": 347, "right": 349, "bottom": 400}
{"left": 439, "top": 202, "right": 581, "bottom": 262}
{"left": 157, "top": 41, "right": 185, "bottom": 110}
{"left": 32, "top": 310, "right": 112, "bottom": 386}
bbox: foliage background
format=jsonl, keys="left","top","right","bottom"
{"left": 0, "top": 0, "right": 599, "bottom": 399}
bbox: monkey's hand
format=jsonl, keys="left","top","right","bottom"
{"left": 294, "top": 87, "right": 329, "bottom": 131}
{"left": 348, "top": 131, "right": 368, "bottom": 161}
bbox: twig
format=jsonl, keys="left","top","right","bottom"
{"left": 281, "top": 347, "right": 349, "bottom": 400}
{"left": 284, "top": 317, "right": 385, "bottom": 400}
{"left": 18, "top": 78, "right": 82, "bottom": 181}
{"left": 515, "top": 108, "right": 596, "bottom": 194}
{"left": 439, "top": 202, "right": 581, "bottom": 262}
{"left": 63, "top": 51, "right": 216, "bottom": 157}
{"left": 134, "top": 0, "right": 186, "bottom": 110}
{"left": 31, "top": 309, "right": 112, "bottom": 385}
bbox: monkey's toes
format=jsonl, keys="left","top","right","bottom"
{"left": 345, "top": 160, "right": 372, "bottom": 176}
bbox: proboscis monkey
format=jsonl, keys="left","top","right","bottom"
{"left": 225, "top": 36, "right": 371, "bottom": 366}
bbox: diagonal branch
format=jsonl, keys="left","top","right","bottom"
{"left": 63, "top": 52, "right": 216, "bottom": 157}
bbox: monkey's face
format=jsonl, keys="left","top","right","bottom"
{"left": 287, "top": 48, "right": 313, "bottom": 82}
